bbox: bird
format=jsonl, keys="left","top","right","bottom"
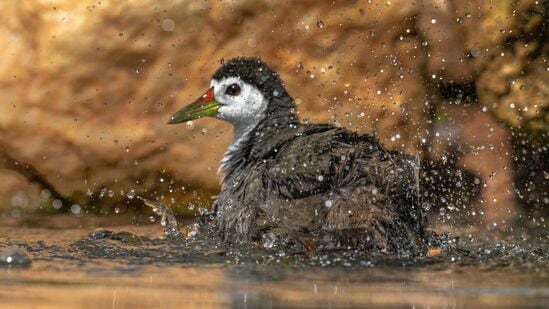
{"left": 167, "top": 57, "right": 466, "bottom": 255}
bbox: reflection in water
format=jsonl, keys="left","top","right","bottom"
{"left": 3, "top": 262, "right": 548, "bottom": 308}
{"left": 1, "top": 215, "right": 548, "bottom": 308}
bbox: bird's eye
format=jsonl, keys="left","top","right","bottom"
{"left": 225, "top": 83, "right": 241, "bottom": 96}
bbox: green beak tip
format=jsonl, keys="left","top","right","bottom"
{"left": 167, "top": 101, "right": 219, "bottom": 124}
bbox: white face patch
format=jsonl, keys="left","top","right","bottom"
{"left": 211, "top": 77, "right": 269, "bottom": 177}
{"left": 210, "top": 77, "right": 268, "bottom": 129}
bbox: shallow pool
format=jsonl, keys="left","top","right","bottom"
{"left": 1, "top": 215, "right": 547, "bottom": 308}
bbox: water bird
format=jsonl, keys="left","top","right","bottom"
{"left": 168, "top": 57, "right": 455, "bottom": 254}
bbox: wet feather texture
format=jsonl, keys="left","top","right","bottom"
{"left": 206, "top": 58, "right": 461, "bottom": 255}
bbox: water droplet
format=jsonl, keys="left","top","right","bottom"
{"left": 126, "top": 190, "right": 136, "bottom": 199}
{"left": 187, "top": 223, "right": 200, "bottom": 237}
{"left": 41, "top": 189, "right": 51, "bottom": 199}
{"left": 470, "top": 48, "right": 481, "bottom": 57}
{"left": 247, "top": 37, "right": 257, "bottom": 48}
{"left": 316, "top": 19, "right": 324, "bottom": 29}
{"left": 161, "top": 19, "right": 175, "bottom": 32}
{"left": 262, "top": 233, "right": 277, "bottom": 249}
{"left": 52, "top": 199, "right": 63, "bottom": 209}
{"left": 71, "top": 204, "right": 81, "bottom": 214}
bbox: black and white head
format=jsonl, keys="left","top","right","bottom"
{"left": 168, "top": 57, "right": 297, "bottom": 134}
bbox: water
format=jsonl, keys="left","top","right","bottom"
{"left": 1, "top": 215, "right": 547, "bottom": 308}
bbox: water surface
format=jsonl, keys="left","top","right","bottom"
{"left": 1, "top": 215, "right": 547, "bottom": 308}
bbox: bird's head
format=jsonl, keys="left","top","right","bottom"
{"left": 168, "top": 57, "right": 296, "bottom": 129}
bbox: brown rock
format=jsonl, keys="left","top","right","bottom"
{"left": 0, "top": 0, "right": 539, "bottom": 225}
{"left": 473, "top": 1, "right": 548, "bottom": 139}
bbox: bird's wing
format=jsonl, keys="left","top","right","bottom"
{"left": 263, "top": 126, "right": 363, "bottom": 199}
{"left": 256, "top": 125, "right": 427, "bottom": 252}
{"left": 262, "top": 124, "right": 421, "bottom": 217}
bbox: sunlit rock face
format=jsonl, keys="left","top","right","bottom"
{"left": 0, "top": 0, "right": 544, "bottom": 222}
{"left": 473, "top": 2, "right": 548, "bottom": 138}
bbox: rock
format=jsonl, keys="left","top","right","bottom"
{"left": 0, "top": 0, "right": 542, "bottom": 224}
{"left": 473, "top": 0, "right": 548, "bottom": 141}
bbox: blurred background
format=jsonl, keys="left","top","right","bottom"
{"left": 0, "top": 0, "right": 546, "bottom": 229}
